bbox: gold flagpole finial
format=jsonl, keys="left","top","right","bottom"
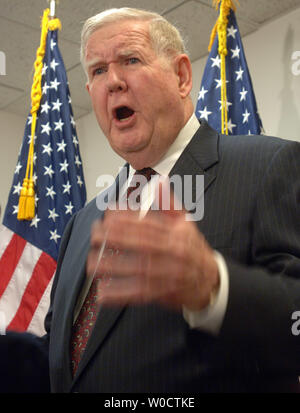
{"left": 48, "top": 0, "right": 59, "bottom": 19}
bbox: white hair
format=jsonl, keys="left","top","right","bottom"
{"left": 80, "top": 7, "right": 187, "bottom": 69}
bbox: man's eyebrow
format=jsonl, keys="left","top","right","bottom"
{"left": 118, "top": 49, "right": 137, "bottom": 58}
{"left": 85, "top": 49, "right": 140, "bottom": 71}
{"left": 85, "top": 57, "right": 105, "bottom": 71}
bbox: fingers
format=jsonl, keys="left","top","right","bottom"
{"left": 90, "top": 210, "right": 173, "bottom": 256}
{"left": 86, "top": 195, "right": 219, "bottom": 310}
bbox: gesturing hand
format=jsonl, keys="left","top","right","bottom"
{"left": 87, "top": 185, "right": 219, "bottom": 311}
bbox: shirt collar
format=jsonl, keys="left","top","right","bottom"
{"left": 129, "top": 113, "right": 200, "bottom": 180}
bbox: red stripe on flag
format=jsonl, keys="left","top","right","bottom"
{"left": 7, "top": 251, "right": 56, "bottom": 332}
{"left": 0, "top": 233, "right": 27, "bottom": 298}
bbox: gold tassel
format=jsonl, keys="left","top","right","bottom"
{"left": 17, "top": 8, "right": 61, "bottom": 221}
{"left": 17, "top": 178, "right": 29, "bottom": 220}
{"left": 25, "top": 179, "right": 35, "bottom": 219}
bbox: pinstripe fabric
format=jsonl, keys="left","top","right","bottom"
{"left": 46, "top": 121, "right": 300, "bottom": 393}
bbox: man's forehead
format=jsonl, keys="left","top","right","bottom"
{"left": 85, "top": 21, "right": 152, "bottom": 62}
{"left": 88, "top": 20, "right": 151, "bottom": 46}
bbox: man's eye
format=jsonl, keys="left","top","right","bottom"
{"left": 127, "top": 57, "right": 140, "bottom": 65}
{"left": 94, "top": 67, "right": 106, "bottom": 75}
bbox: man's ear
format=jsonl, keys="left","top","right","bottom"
{"left": 174, "top": 54, "right": 193, "bottom": 98}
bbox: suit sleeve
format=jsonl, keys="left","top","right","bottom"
{"left": 219, "top": 140, "right": 300, "bottom": 373}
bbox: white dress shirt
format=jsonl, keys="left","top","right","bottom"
{"left": 122, "top": 114, "right": 229, "bottom": 335}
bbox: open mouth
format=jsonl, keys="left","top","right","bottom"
{"left": 115, "top": 106, "right": 135, "bottom": 122}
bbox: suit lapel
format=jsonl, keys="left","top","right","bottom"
{"left": 69, "top": 167, "right": 128, "bottom": 390}
{"left": 169, "top": 121, "right": 219, "bottom": 207}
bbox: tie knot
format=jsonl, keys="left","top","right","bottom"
{"left": 126, "top": 167, "right": 157, "bottom": 203}
{"left": 135, "top": 167, "right": 157, "bottom": 182}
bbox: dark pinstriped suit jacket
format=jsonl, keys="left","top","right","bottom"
{"left": 41, "top": 121, "right": 300, "bottom": 392}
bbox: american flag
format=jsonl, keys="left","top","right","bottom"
{"left": 196, "top": 8, "right": 263, "bottom": 135}
{"left": 0, "top": 26, "right": 86, "bottom": 335}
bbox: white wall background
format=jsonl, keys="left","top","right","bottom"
{"left": 0, "top": 6, "right": 300, "bottom": 210}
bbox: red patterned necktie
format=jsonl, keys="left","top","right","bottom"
{"left": 70, "top": 167, "right": 156, "bottom": 376}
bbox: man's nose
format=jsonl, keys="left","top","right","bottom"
{"left": 106, "top": 64, "right": 127, "bottom": 94}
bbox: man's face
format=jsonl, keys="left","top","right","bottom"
{"left": 85, "top": 20, "right": 188, "bottom": 169}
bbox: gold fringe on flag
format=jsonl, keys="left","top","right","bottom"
{"left": 208, "top": 0, "right": 239, "bottom": 135}
{"left": 17, "top": 8, "right": 61, "bottom": 220}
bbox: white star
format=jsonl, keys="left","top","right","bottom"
{"left": 50, "top": 39, "right": 56, "bottom": 51}
{"left": 50, "top": 78, "right": 60, "bottom": 91}
{"left": 27, "top": 116, "right": 32, "bottom": 125}
{"left": 63, "top": 181, "right": 72, "bottom": 194}
{"left": 218, "top": 100, "right": 232, "bottom": 112}
{"left": 33, "top": 152, "right": 37, "bottom": 165}
{"left": 54, "top": 119, "right": 64, "bottom": 132}
{"left": 42, "top": 64, "right": 48, "bottom": 76}
{"left": 68, "top": 95, "right": 72, "bottom": 104}
{"left": 12, "top": 205, "right": 19, "bottom": 215}
{"left": 65, "top": 202, "right": 74, "bottom": 215}
{"left": 77, "top": 175, "right": 84, "bottom": 187}
{"left": 227, "top": 25, "right": 238, "bottom": 39}
{"left": 30, "top": 215, "right": 41, "bottom": 228}
{"left": 48, "top": 208, "right": 59, "bottom": 222}
{"left": 231, "top": 46, "right": 240, "bottom": 59}
{"left": 198, "top": 106, "right": 212, "bottom": 121}
{"left": 227, "top": 118, "right": 237, "bottom": 134}
{"left": 50, "top": 229, "right": 61, "bottom": 243}
{"left": 42, "top": 83, "right": 50, "bottom": 95}
{"left": 211, "top": 55, "right": 221, "bottom": 68}
{"left": 15, "top": 162, "right": 22, "bottom": 175}
{"left": 44, "top": 165, "right": 55, "bottom": 178}
{"left": 41, "top": 122, "right": 51, "bottom": 135}
{"left": 41, "top": 101, "right": 51, "bottom": 114}
{"left": 46, "top": 185, "right": 56, "bottom": 200}
{"left": 214, "top": 78, "right": 229, "bottom": 89}
{"left": 57, "top": 140, "right": 67, "bottom": 153}
{"left": 13, "top": 182, "right": 22, "bottom": 195}
{"left": 42, "top": 143, "right": 53, "bottom": 156}
{"left": 242, "top": 109, "right": 251, "bottom": 124}
{"left": 60, "top": 160, "right": 69, "bottom": 173}
{"left": 75, "top": 155, "right": 82, "bottom": 167}
{"left": 33, "top": 173, "right": 38, "bottom": 186}
{"left": 235, "top": 66, "right": 244, "bottom": 81}
{"left": 50, "top": 58, "right": 59, "bottom": 71}
{"left": 239, "top": 87, "right": 248, "bottom": 102}
{"left": 35, "top": 195, "right": 39, "bottom": 207}
{"left": 28, "top": 135, "right": 37, "bottom": 145}
{"left": 52, "top": 98, "right": 62, "bottom": 112}
{"left": 198, "top": 86, "right": 208, "bottom": 101}
{"left": 70, "top": 116, "right": 76, "bottom": 127}
{"left": 72, "top": 135, "right": 79, "bottom": 147}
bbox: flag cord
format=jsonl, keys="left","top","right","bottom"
{"left": 18, "top": 8, "right": 61, "bottom": 221}
{"left": 208, "top": 0, "right": 238, "bottom": 135}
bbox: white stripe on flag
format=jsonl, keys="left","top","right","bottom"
{"left": 27, "top": 272, "right": 55, "bottom": 336}
{"left": 0, "top": 242, "right": 42, "bottom": 327}
{"left": 0, "top": 225, "right": 14, "bottom": 257}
